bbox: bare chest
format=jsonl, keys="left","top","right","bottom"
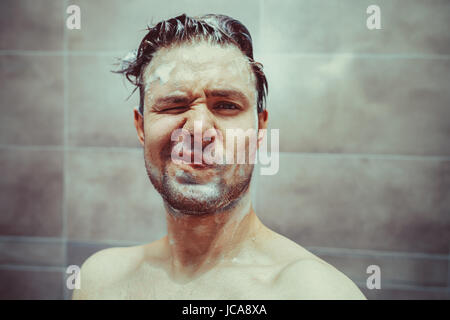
{"left": 101, "top": 265, "right": 287, "bottom": 300}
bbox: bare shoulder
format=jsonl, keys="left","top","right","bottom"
{"left": 260, "top": 229, "right": 366, "bottom": 300}
{"left": 274, "top": 257, "right": 366, "bottom": 300}
{"left": 71, "top": 244, "right": 146, "bottom": 300}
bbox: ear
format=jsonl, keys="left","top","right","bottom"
{"left": 134, "top": 107, "right": 145, "bottom": 147}
{"left": 257, "top": 110, "right": 268, "bottom": 148}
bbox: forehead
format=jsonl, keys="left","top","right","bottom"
{"left": 143, "top": 41, "right": 256, "bottom": 95}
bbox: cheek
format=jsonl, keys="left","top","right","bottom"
{"left": 220, "top": 111, "right": 258, "bottom": 162}
{"left": 143, "top": 116, "right": 182, "bottom": 162}
{"left": 221, "top": 108, "right": 257, "bottom": 131}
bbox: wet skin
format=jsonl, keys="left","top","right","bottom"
{"left": 72, "top": 41, "right": 366, "bottom": 300}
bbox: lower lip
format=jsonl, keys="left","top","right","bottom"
{"left": 188, "top": 163, "right": 213, "bottom": 170}
{"left": 173, "top": 159, "right": 214, "bottom": 169}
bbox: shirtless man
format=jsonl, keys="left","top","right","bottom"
{"left": 73, "top": 14, "right": 365, "bottom": 300}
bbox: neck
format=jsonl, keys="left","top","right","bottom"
{"left": 163, "top": 190, "right": 261, "bottom": 279}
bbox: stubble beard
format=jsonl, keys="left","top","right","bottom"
{"left": 143, "top": 151, "right": 254, "bottom": 216}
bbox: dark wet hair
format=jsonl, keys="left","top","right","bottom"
{"left": 115, "top": 13, "right": 268, "bottom": 115}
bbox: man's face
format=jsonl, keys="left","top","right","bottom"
{"left": 135, "top": 40, "right": 263, "bottom": 214}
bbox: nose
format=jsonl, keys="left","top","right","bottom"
{"left": 182, "top": 104, "right": 217, "bottom": 149}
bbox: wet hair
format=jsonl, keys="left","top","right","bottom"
{"left": 115, "top": 13, "right": 268, "bottom": 115}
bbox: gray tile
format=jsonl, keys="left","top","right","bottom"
{"left": 361, "top": 287, "right": 450, "bottom": 300}
{"left": 0, "top": 0, "right": 64, "bottom": 50}
{"left": 68, "top": 0, "right": 261, "bottom": 52}
{"left": 67, "top": 149, "right": 167, "bottom": 242}
{"left": 0, "top": 149, "right": 63, "bottom": 237}
{"left": 68, "top": 55, "right": 141, "bottom": 147}
{"left": 261, "top": 55, "right": 450, "bottom": 155}
{"left": 257, "top": 154, "right": 450, "bottom": 254}
{"left": 262, "top": 0, "right": 341, "bottom": 54}
{"left": 338, "top": 0, "right": 450, "bottom": 55}
{"left": 262, "top": 0, "right": 450, "bottom": 54}
{"left": 0, "top": 55, "right": 64, "bottom": 146}
{"left": 0, "top": 239, "right": 64, "bottom": 267}
{"left": 0, "top": 269, "right": 63, "bottom": 299}
{"left": 314, "top": 252, "right": 448, "bottom": 288}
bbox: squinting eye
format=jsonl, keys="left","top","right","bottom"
{"left": 215, "top": 103, "right": 239, "bottom": 110}
{"left": 161, "top": 106, "right": 188, "bottom": 113}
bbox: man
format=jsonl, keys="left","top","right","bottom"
{"left": 73, "top": 14, "right": 365, "bottom": 300}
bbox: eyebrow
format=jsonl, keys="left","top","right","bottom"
{"left": 152, "top": 89, "right": 250, "bottom": 109}
{"left": 205, "top": 89, "right": 249, "bottom": 105}
{"left": 153, "top": 94, "right": 191, "bottom": 108}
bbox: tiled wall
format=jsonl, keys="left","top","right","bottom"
{"left": 0, "top": 0, "right": 449, "bottom": 300}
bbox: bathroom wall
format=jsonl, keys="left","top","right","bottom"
{"left": 0, "top": 0, "right": 449, "bottom": 299}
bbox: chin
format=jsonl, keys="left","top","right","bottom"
{"left": 162, "top": 177, "right": 227, "bottom": 214}
{"left": 145, "top": 158, "right": 253, "bottom": 215}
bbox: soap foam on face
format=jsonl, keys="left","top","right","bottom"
{"left": 145, "top": 61, "right": 177, "bottom": 88}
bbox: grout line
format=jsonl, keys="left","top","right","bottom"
{"left": 67, "top": 239, "right": 142, "bottom": 247}
{"left": 0, "top": 144, "right": 141, "bottom": 153}
{"left": 0, "top": 235, "right": 446, "bottom": 261}
{"left": 0, "top": 236, "right": 141, "bottom": 248}
{"left": 260, "top": 53, "right": 450, "bottom": 60}
{"left": 0, "top": 144, "right": 63, "bottom": 151}
{"left": 448, "top": 253, "right": 450, "bottom": 289}
{"left": 0, "top": 236, "right": 65, "bottom": 243}
{"left": 62, "top": 0, "right": 69, "bottom": 300}
{"left": 282, "top": 152, "right": 450, "bottom": 161}
{"left": 0, "top": 264, "right": 66, "bottom": 273}
{"left": 63, "top": 145, "right": 142, "bottom": 153}
{"left": 355, "top": 279, "right": 448, "bottom": 291}
{"left": 0, "top": 50, "right": 128, "bottom": 57}
{"left": 62, "top": 50, "right": 129, "bottom": 57}
{"left": 355, "top": 280, "right": 449, "bottom": 293}
{"left": 306, "top": 246, "right": 449, "bottom": 261}
{"left": 0, "top": 144, "right": 449, "bottom": 160}
{"left": 1, "top": 50, "right": 450, "bottom": 60}
{"left": 0, "top": 50, "right": 65, "bottom": 56}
